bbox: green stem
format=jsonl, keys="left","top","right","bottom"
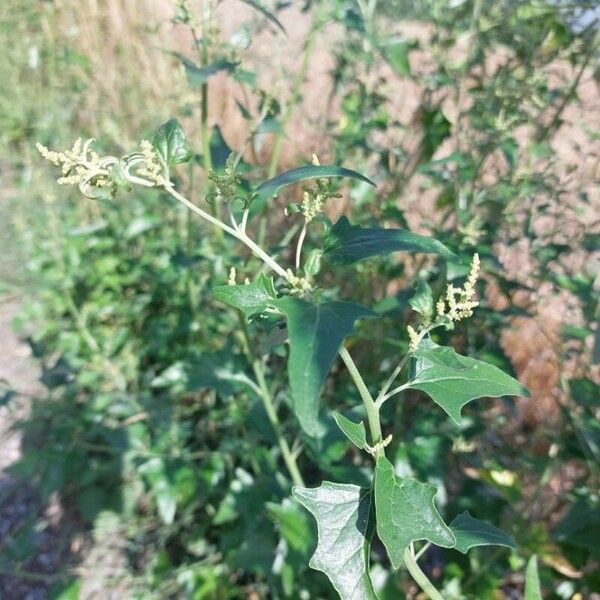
{"left": 338, "top": 346, "right": 382, "bottom": 450}
{"left": 403, "top": 548, "right": 446, "bottom": 600}
{"left": 238, "top": 314, "right": 305, "bottom": 487}
{"left": 267, "top": 7, "right": 321, "bottom": 178}
{"left": 340, "top": 345, "right": 446, "bottom": 600}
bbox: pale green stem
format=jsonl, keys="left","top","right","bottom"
{"left": 295, "top": 222, "right": 307, "bottom": 270}
{"left": 164, "top": 184, "right": 290, "bottom": 280}
{"left": 403, "top": 547, "right": 445, "bottom": 600}
{"left": 338, "top": 346, "right": 382, "bottom": 451}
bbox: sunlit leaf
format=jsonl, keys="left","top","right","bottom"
{"left": 293, "top": 482, "right": 378, "bottom": 599}
{"left": 213, "top": 274, "right": 276, "bottom": 317}
{"left": 407, "top": 339, "right": 529, "bottom": 423}
{"left": 374, "top": 455, "right": 455, "bottom": 568}
{"left": 524, "top": 555, "right": 543, "bottom": 600}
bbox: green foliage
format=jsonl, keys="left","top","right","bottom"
{"left": 271, "top": 298, "right": 373, "bottom": 435}
{"left": 374, "top": 455, "right": 455, "bottom": 569}
{"left": 323, "top": 216, "right": 456, "bottom": 264}
{"left": 292, "top": 483, "right": 377, "bottom": 600}
{"left": 151, "top": 118, "right": 193, "bottom": 166}
{"left": 253, "top": 165, "right": 375, "bottom": 211}
{"left": 449, "top": 511, "right": 516, "bottom": 554}
{"left": 212, "top": 274, "right": 276, "bottom": 317}
{"left": 408, "top": 339, "right": 529, "bottom": 423}
{"left": 524, "top": 555, "right": 543, "bottom": 600}
{"left": 332, "top": 411, "right": 368, "bottom": 449}
{"left": 3, "top": 0, "right": 598, "bottom": 597}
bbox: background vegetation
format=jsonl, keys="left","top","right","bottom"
{"left": 0, "top": 0, "right": 598, "bottom": 598}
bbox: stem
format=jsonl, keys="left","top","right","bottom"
{"left": 403, "top": 547, "right": 445, "bottom": 600}
{"left": 338, "top": 346, "right": 382, "bottom": 450}
{"left": 238, "top": 315, "right": 305, "bottom": 487}
{"left": 295, "top": 222, "right": 307, "bottom": 269}
{"left": 164, "top": 185, "right": 290, "bottom": 280}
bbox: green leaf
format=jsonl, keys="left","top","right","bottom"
{"left": 151, "top": 118, "right": 193, "bottom": 165}
{"left": 238, "top": 0, "right": 286, "bottom": 34}
{"left": 382, "top": 39, "right": 411, "bottom": 76}
{"left": 139, "top": 458, "right": 177, "bottom": 525}
{"left": 409, "top": 280, "right": 434, "bottom": 322}
{"left": 407, "top": 339, "right": 529, "bottom": 423}
{"left": 292, "top": 482, "right": 378, "bottom": 600}
{"left": 181, "top": 56, "right": 237, "bottom": 87}
{"left": 213, "top": 274, "right": 276, "bottom": 317}
{"left": 332, "top": 411, "right": 368, "bottom": 449}
{"left": 374, "top": 455, "right": 455, "bottom": 568}
{"left": 323, "top": 217, "right": 456, "bottom": 265}
{"left": 524, "top": 555, "right": 543, "bottom": 600}
{"left": 267, "top": 498, "right": 313, "bottom": 557}
{"left": 271, "top": 298, "right": 373, "bottom": 436}
{"left": 450, "top": 511, "right": 516, "bottom": 554}
{"left": 254, "top": 165, "right": 374, "bottom": 208}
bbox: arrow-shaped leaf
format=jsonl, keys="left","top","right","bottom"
{"left": 272, "top": 298, "right": 373, "bottom": 436}
{"left": 374, "top": 455, "right": 455, "bottom": 568}
{"left": 332, "top": 411, "right": 368, "bottom": 449}
{"left": 323, "top": 216, "right": 456, "bottom": 265}
{"left": 407, "top": 339, "right": 529, "bottom": 423}
{"left": 450, "top": 511, "right": 516, "bottom": 554}
{"left": 293, "top": 482, "right": 378, "bottom": 600}
{"left": 213, "top": 274, "right": 276, "bottom": 317}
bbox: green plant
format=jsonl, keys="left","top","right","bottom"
{"left": 38, "top": 116, "right": 529, "bottom": 599}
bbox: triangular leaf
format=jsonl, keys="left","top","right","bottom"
{"left": 450, "top": 511, "right": 516, "bottom": 554}
{"left": 323, "top": 217, "right": 456, "bottom": 265}
{"left": 374, "top": 455, "right": 455, "bottom": 569}
{"left": 213, "top": 274, "right": 276, "bottom": 317}
{"left": 524, "top": 555, "right": 543, "bottom": 600}
{"left": 151, "top": 118, "right": 193, "bottom": 165}
{"left": 407, "top": 339, "right": 529, "bottom": 423}
{"left": 253, "top": 166, "right": 375, "bottom": 210}
{"left": 271, "top": 298, "right": 373, "bottom": 436}
{"left": 332, "top": 411, "right": 368, "bottom": 449}
{"left": 293, "top": 482, "right": 378, "bottom": 600}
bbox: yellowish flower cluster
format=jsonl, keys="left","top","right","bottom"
{"left": 301, "top": 189, "right": 323, "bottom": 223}
{"left": 299, "top": 154, "right": 323, "bottom": 223}
{"left": 137, "top": 140, "right": 166, "bottom": 186}
{"left": 36, "top": 138, "right": 114, "bottom": 190}
{"left": 286, "top": 269, "right": 312, "bottom": 297}
{"left": 407, "top": 325, "right": 420, "bottom": 351}
{"left": 436, "top": 253, "right": 480, "bottom": 322}
{"left": 228, "top": 267, "right": 237, "bottom": 286}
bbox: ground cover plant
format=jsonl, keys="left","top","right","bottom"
{"left": 1, "top": 0, "right": 599, "bottom": 598}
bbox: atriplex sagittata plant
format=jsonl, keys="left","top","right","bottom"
{"left": 39, "top": 118, "right": 529, "bottom": 600}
